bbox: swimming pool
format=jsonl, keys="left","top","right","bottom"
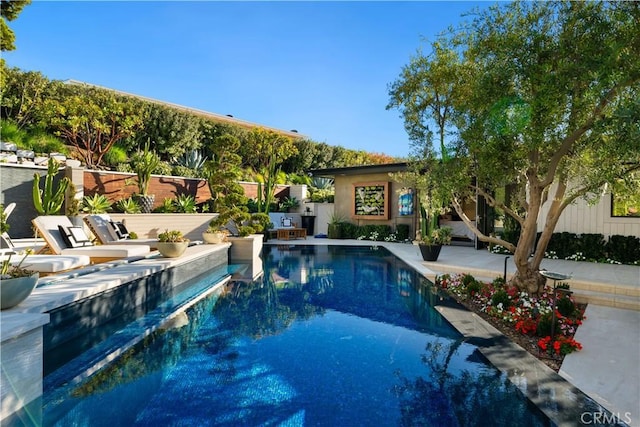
{"left": 15, "top": 245, "right": 550, "bottom": 426}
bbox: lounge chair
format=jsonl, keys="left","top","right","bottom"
{"left": 32, "top": 216, "right": 151, "bottom": 263}
{"left": 84, "top": 214, "right": 160, "bottom": 249}
{"left": 1, "top": 252, "right": 91, "bottom": 276}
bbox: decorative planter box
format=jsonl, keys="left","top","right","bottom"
{"left": 227, "top": 234, "right": 263, "bottom": 263}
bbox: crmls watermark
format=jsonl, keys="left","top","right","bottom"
{"left": 580, "top": 411, "right": 632, "bottom": 425}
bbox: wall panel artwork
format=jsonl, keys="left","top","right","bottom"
{"left": 352, "top": 182, "right": 390, "bottom": 220}
{"left": 398, "top": 187, "right": 414, "bottom": 216}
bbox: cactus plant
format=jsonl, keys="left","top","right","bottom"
{"left": 32, "top": 158, "right": 70, "bottom": 215}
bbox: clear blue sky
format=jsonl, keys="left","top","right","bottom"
{"left": 4, "top": 1, "right": 489, "bottom": 158}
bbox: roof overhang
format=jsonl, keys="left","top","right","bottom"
{"left": 309, "top": 162, "right": 409, "bottom": 178}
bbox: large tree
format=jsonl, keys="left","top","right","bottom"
{"left": 0, "top": 65, "right": 51, "bottom": 128}
{"left": 42, "top": 83, "right": 145, "bottom": 169}
{"left": 1, "top": 0, "right": 31, "bottom": 51}
{"left": 389, "top": 1, "right": 640, "bottom": 293}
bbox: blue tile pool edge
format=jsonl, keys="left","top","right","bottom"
{"left": 42, "top": 274, "right": 231, "bottom": 401}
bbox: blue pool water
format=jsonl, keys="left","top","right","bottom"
{"left": 27, "top": 245, "right": 550, "bottom": 426}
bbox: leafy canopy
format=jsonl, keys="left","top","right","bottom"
{"left": 389, "top": 1, "right": 640, "bottom": 292}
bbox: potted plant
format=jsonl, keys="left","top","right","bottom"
{"left": 157, "top": 229, "right": 189, "bottom": 258}
{"left": 66, "top": 181, "right": 84, "bottom": 227}
{"left": 418, "top": 225, "right": 453, "bottom": 261}
{"left": 202, "top": 223, "right": 229, "bottom": 244}
{"left": 131, "top": 141, "right": 161, "bottom": 213}
{"left": 1, "top": 249, "right": 38, "bottom": 310}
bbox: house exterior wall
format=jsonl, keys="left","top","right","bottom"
{"left": 334, "top": 172, "right": 416, "bottom": 236}
{"left": 537, "top": 184, "right": 640, "bottom": 238}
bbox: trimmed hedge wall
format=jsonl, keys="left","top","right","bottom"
{"left": 538, "top": 232, "right": 640, "bottom": 264}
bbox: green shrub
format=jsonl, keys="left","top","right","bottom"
{"left": 466, "top": 280, "right": 482, "bottom": 296}
{"left": 0, "top": 120, "right": 27, "bottom": 146}
{"left": 546, "top": 232, "right": 580, "bottom": 259}
{"left": 154, "top": 161, "right": 173, "bottom": 176}
{"left": 491, "top": 289, "right": 511, "bottom": 308}
{"left": 82, "top": 194, "right": 111, "bottom": 214}
{"left": 340, "top": 222, "right": 359, "bottom": 239}
{"left": 115, "top": 197, "right": 141, "bottom": 214}
{"left": 27, "top": 130, "right": 68, "bottom": 155}
{"left": 536, "top": 312, "right": 557, "bottom": 337}
{"left": 172, "top": 165, "right": 197, "bottom": 178}
{"left": 579, "top": 234, "right": 606, "bottom": 260}
{"left": 461, "top": 274, "right": 476, "bottom": 287}
{"left": 606, "top": 235, "right": 640, "bottom": 264}
{"left": 396, "top": 224, "right": 410, "bottom": 241}
{"left": 103, "top": 144, "right": 128, "bottom": 167}
{"left": 557, "top": 295, "right": 578, "bottom": 317}
{"left": 155, "top": 197, "right": 175, "bottom": 213}
{"left": 492, "top": 276, "right": 506, "bottom": 288}
{"left": 116, "top": 163, "right": 132, "bottom": 173}
{"left": 173, "top": 194, "right": 197, "bottom": 213}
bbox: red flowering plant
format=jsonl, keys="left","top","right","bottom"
{"left": 435, "top": 273, "right": 586, "bottom": 359}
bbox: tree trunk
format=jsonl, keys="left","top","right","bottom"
{"left": 510, "top": 179, "right": 568, "bottom": 294}
{"left": 510, "top": 182, "right": 545, "bottom": 294}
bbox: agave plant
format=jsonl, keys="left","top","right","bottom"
{"left": 311, "top": 177, "right": 334, "bottom": 190}
{"left": 176, "top": 150, "right": 207, "bottom": 170}
{"left": 82, "top": 194, "right": 112, "bottom": 214}
{"left": 173, "top": 194, "right": 197, "bottom": 213}
{"left": 115, "top": 197, "right": 141, "bottom": 214}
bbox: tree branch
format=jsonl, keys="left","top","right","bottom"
{"left": 541, "top": 78, "right": 639, "bottom": 187}
{"left": 451, "top": 196, "right": 517, "bottom": 252}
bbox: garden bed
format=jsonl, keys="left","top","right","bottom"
{"left": 435, "top": 273, "right": 587, "bottom": 372}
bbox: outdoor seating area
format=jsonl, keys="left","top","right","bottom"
{"left": 276, "top": 227, "right": 307, "bottom": 241}
{"left": 32, "top": 215, "right": 151, "bottom": 263}
{"left": 268, "top": 213, "right": 306, "bottom": 240}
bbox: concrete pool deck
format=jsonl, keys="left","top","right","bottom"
{"left": 267, "top": 238, "right": 640, "bottom": 426}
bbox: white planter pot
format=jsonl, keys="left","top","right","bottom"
{"left": 157, "top": 241, "right": 189, "bottom": 258}
{"left": 202, "top": 231, "right": 227, "bottom": 244}
{"left": 1, "top": 273, "right": 39, "bottom": 309}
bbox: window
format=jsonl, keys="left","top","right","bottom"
{"left": 611, "top": 172, "right": 640, "bottom": 218}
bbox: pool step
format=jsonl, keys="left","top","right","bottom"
{"left": 422, "top": 262, "right": 640, "bottom": 311}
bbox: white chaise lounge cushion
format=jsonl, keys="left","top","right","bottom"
{"left": 32, "top": 215, "right": 151, "bottom": 258}
{"left": 84, "top": 214, "right": 160, "bottom": 249}
{"left": 60, "top": 245, "right": 149, "bottom": 258}
{"left": 0, "top": 254, "right": 91, "bottom": 273}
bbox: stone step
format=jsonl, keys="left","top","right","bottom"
{"left": 572, "top": 289, "right": 640, "bottom": 311}
{"left": 422, "top": 262, "right": 640, "bottom": 311}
